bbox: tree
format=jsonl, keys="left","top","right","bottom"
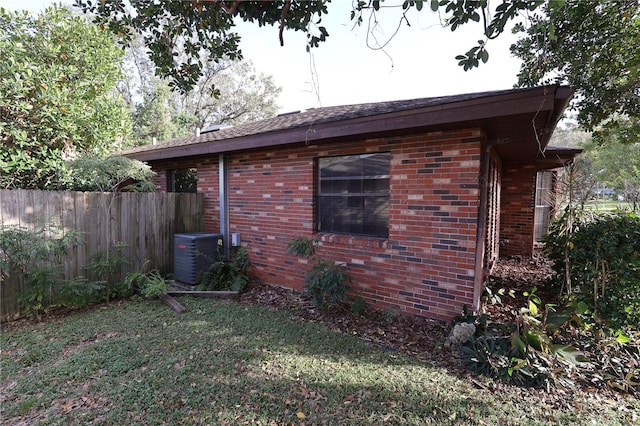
{"left": 582, "top": 130, "right": 640, "bottom": 209}
{"left": 0, "top": 6, "right": 132, "bottom": 190}
{"left": 73, "top": 0, "right": 553, "bottom": 92}
{"left": 75, "top": 0, "right": 638, "bottom": 142}
{"left": 74, "top": 0, "right": 330, "bottom": 93}
{"left": 120, "top": 36, "right": 280, "bottom": 147}
{"left": 511, "top": 0, "right": 640, "bottom": 143}
{"left": 66, "top": 155, "right": 156, "bottom": 193}
{"left": 175, "top": 59, "right": 281, "bottom": 129}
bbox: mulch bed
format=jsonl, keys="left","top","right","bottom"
{"left": 238, "top": 256, "right": 558, "bottom": 373}
{"left": 238, "top": 257, "right": 640, "bottom": 411}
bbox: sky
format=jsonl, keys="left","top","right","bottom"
{"left": 1, "top": 0, "right": 524, "bottom": 114}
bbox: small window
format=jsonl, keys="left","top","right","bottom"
{"left": 168, "top": 168, "right": 197, "bottom": 193}
{"left": 534, "top": 171, "right": 554, "bottom": 241}
{"left": 317, "top": 152, "right": 390, "bottom": 238}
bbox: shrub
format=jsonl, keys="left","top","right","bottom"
{"left": 287, "top": 236, "right": 352, "bottom": 309}
{"left": 456, "top": 290, "right": 586, "bottom": 388}
{"left": 458, "top": 288, "right": 639, "bottom": 394}
{"left": 349, "top": 296, "right": 367, "bottom": 316}
{"left": 84, "top": 243, "right": 131, "bottom": 302}
{"left": 0, "top": 221, "right": 91, "bottom": 318}
{"left": 544, "top": 211, "right": 640, "bottom": 329}
{"left": 198, "top": 247, "right": 250, "bottom": 292}
{"left": 124, "top": 265, "right": 167, "bottom": 299}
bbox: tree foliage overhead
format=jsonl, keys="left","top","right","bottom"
{"left": 74, "top": 0, "right": 638, "bottom": 139}
{"left": 0, "top": 6, "right": 131, "bottom": 190}
{"left": 74, "top": 0, "right": 330, "bottom": 93}
{"left": 511, "top": 0, "right": 640, "bottom": 143}
{"left": 67, "top": 155, "right": 156, "bottom": 193}
{"left": 74, "top": 0, "right": 543, "bottom": 93}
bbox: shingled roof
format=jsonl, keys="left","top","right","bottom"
{"left": 123, "top": 85, "right": 574, "bottom": 163}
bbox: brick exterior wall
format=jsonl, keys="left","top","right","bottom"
{"left": 499, "top": 162, "right": 537, "bottom": 258}
{"left": 150, "top": 129, "right": 483, "bottom": 321}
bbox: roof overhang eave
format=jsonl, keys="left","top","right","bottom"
{"left": 125, "top": 86, "right": 574, "bottom": 163}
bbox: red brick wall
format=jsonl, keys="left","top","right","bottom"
{"left": 149, "top": 129, "right": 483, "bottom": 320}
{"left": 500, "top": 162, "right": 536, "bottom": 258}
{"left": 151, "top": 158, "right": 220, "bottom": 232}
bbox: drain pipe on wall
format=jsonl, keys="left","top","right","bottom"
{"left": 219, "top": 154, "right": 230, "bottom": 260}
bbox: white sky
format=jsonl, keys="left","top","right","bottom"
{"left": 2, "top": 0, "right": 523, "bottom": 113}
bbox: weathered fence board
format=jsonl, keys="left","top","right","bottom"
{"left": 0, "top": 190, "right": 204, "bottom": 322}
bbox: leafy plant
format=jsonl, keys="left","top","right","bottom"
{"left": 84, "top": 243, "right": 130, "bottom": 303}
{"left": 0, "top": 220, "right": 84, "bottom": 318}
{"left": 544, "top": 211, "right": 640, "bottom": 329}
{"left": 458, "top": 289, "right": 585, "bottom": 388}
{"left": 303, "top": 258, "right": 352, "bottom": 309}
{"left": 0, "top": 6, "right": 131, "bottom": 190}
{"left": 286, "top": 236, "right": 317, "bottom": 258}
{"left": 197, "top": 247, "right": 250, "bottom": 292}
{"left": 287, "top": 236, "right": 352, "bottom": 309}
{"left": 124, "top": 265, "right": 167, "bottom": 299}
{"left": 482, "top": 286, "right": 515, "bottom": 306}
{"left": 66, "top": 155, "right": 157, "bottom": 192}
{"left": 349, "top": 296, "right": 367, "bottom": 316}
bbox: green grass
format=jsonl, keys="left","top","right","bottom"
{"left": 582, "top": 199, "right": 635, "bottom": 212}
{"left": 1, "top": 298, "right": 638, "bottom": 425}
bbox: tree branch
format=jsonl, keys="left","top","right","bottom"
{"left": 279, "top": 0, "right": 291, "bottom": 46}
{"left": 197, "top": 0, "right": 242, "bottom": 15}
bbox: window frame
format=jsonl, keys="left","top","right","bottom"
{"left": 168, "top": 168, "right": 198, "bottom": 193}
{"left": 316, "top": 152, "right": 391, "bottom": 238}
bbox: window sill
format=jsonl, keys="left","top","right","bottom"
{"left": 318, "top": 233, "right": 388, "bottom": 249}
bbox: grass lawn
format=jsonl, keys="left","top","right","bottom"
{"left": 1, "top": 297, "right": 638, "bottom": 425}
{"left": 582, "top": 199, "right": 635, "bottom": 212}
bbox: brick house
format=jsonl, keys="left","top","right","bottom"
{"left": 123, "top": 85, "right": 578, "bottom": 321}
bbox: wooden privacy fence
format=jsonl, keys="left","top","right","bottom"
{"left": 0, "top": 189, "right": 204, "bottom": 322}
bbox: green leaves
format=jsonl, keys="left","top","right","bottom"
{"left": 1, "top": 6, "right": 131, "bottom": 190}
{"left": 512, "top": 0, "right": 640, "bottom": 137}
{"left": 287, "top": 236, "right": 351, "bottom": 309}
{"left": 545, "top": 211, "right": 640, "bottom": 329}
{"left": 66, "top": 155, "right": 156, "bottom": 193}
{"left": 75, "top": 0, "right": 329, "bottom": 94}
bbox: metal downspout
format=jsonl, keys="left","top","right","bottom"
{"left": 473, "top": 142, "right": 492, "bottom": 313}
{"left": 219, "top": 154, "right": 230, "bottom": 260}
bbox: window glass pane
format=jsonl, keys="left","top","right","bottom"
{"left": 317, "top": 153, "right": 390, "bottom": 238}
{"left": 363, "top": 178, "right": 389, "bottom": 193}
{"left": 362, "top": 153, "right": 390, "bottom": 176}
{"left": 348, "top": 179, "right": 362, "bottom": 194}
{"left": 171, "top": 168, "right": 197, "bottom": 193}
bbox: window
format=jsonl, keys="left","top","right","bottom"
{"left": 168, "top": 168, "right": 197, "bottom": 193}
{"left": 534, "top": 171, "right": 554, "bottom": 241}
{"left": 317, "top": 152, "right": 390, "bottom": 238}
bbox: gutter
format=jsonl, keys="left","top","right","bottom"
{"left": 219, "top": 154, "right": 230, "bottom": 260}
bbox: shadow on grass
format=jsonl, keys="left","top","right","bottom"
{"left": 0, "top": 297, "right": 632, "bottom": 425}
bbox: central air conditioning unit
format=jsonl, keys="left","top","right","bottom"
{"left": 173, "top": 233, "right": 222, "bottom": 285}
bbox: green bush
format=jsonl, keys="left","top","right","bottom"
{"left": 84, "top": 243, "right": 131, "bottom": 302}
{"left": 124, "top": 266, "right": 167, "bottom": 299}
{"left": 287, "top": 236, "right": 352, "bottom": 309}
{"left": 198, "top": 247, "right": 250, "bottom": 292}
{"left": 0, "top": 221, "right": 91, "bottom": 318}
{"left": 544, "top": 211, "right": 640, "bottom": 329}
{"left": 458, "top": 287, "right": 639, "bottom": 394}
{"left": 456, "top": 290, "right": 585, "bottom": 388}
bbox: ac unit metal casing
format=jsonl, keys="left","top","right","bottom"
{"left": 173, "top": 233, "right": 222, "bottom": 285}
